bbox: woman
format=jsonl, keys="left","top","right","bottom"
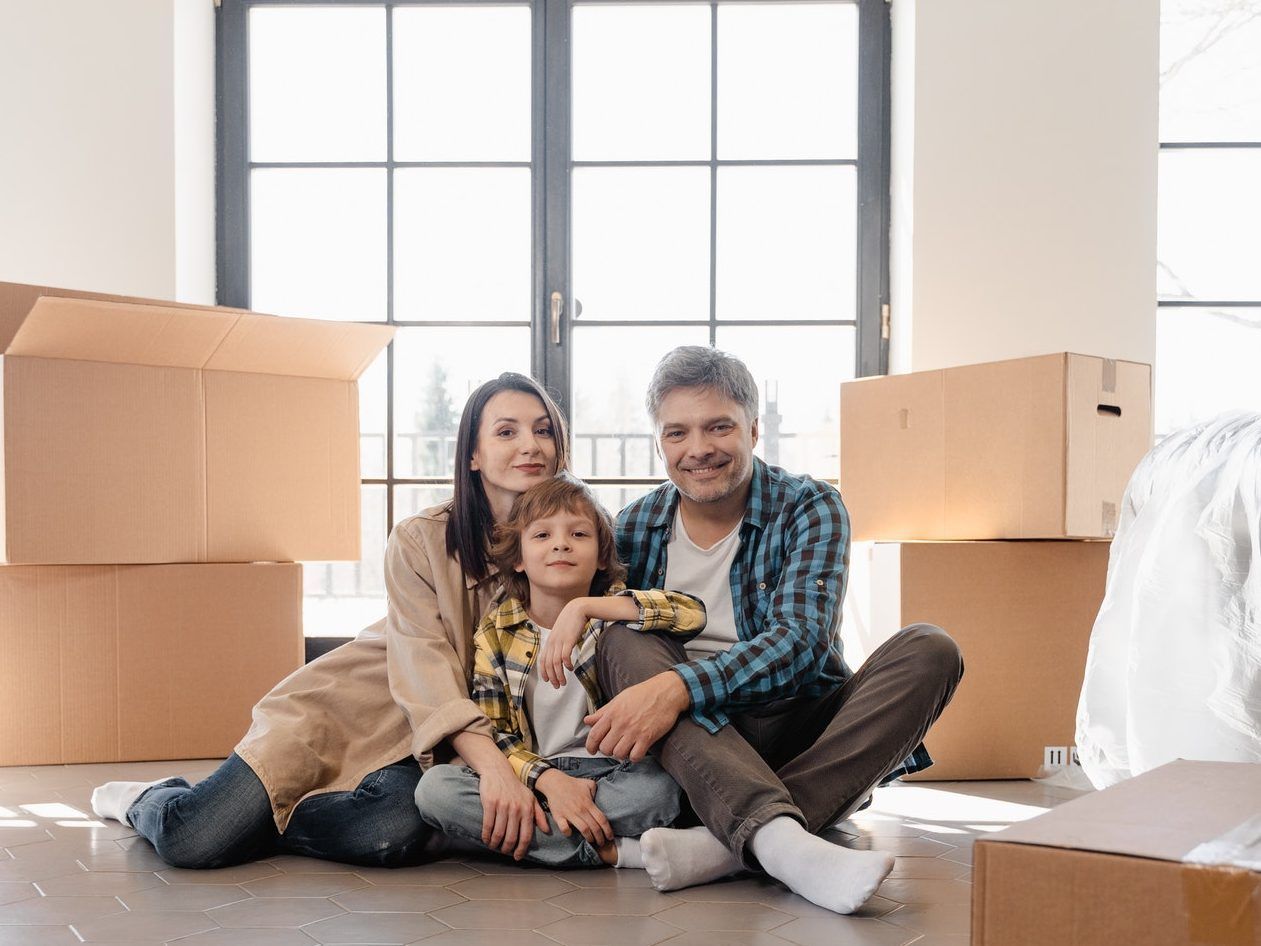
{"left": 91, "top": 372, "right": 568, "bottom": 868}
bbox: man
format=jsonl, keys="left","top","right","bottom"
{"left": 582, "top": 346, "right": 963, "bottom": 915}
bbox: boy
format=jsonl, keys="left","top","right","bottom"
{"left": 415, "top": 474, "right": 707, "bottom": 869}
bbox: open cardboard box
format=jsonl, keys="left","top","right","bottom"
{"left": 0, "top": 282, "right": 394, "bottom": 564}
{"left": 840, "top": 353, "right": 1152, "bottom": 541}
{"left": 0, "top": 563, "right": 303, "bottom": 765}
{"left": 973, "top": 760, "right": 1261, "bottom": 946}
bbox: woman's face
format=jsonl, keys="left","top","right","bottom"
{"left": 470, "top": 390, "right": 559, "bottom": 501}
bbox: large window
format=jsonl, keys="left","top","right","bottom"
{"left": 218, "top": 0, "right": 890, "bottom": 635}
{"left": 1157, "top": 0, "right": 1261, "bottom": 437}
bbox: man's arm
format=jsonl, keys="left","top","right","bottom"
{"left": 587, "top": 481, "right": 849, "bottom": 756}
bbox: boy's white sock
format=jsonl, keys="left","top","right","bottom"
{"left": 91, "top": 779, "right": 173, "bottom": 826}
{"left": 640, "top": 826, "right": 742, "bottom": 890}
{"left": 613, "top": 837, "right": 642, "bottom": 869}
{"left": 748, "top": 816, "right": 894, "bottom": 915}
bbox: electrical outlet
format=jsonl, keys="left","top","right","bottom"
{"left": 1069, "top": 746, "right": 1081, "bottom": 768}
{"left": 1044, "top": 746, "right": 1068, "bottom": 769}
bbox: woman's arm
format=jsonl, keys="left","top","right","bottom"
{"left": 383, "top": 518, "right": 495, "bottom": 761}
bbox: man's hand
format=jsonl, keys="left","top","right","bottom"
{"left": 476, "top": 769, "right": 549, "bottom": 861}
{"left": 583, "top": 670, "right": 689, "bottom": 761}
{"left": 535, "top": 769, "right": 613, "bottom": 847}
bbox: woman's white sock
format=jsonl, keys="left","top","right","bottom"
{"left": 90, "top": 779, "right": 172, "bottom": 826}
{"left": 614, "top": 837, "right": 643, "bottom": 869}
{"left": 640, "top": 826, "right": 742, "bottom": 890}
{"left": 748, "top": 816, "right": 894, "bottom": 915}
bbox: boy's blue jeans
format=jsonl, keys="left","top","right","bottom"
{"left": 127, "top": 753, "right": 438, "bottom": 869}
{"left": 414, "top": 755, "right": 681, "bottom": 868}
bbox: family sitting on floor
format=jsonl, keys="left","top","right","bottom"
{"left": 91, "top": 346, "right": 963, "bottom": 916}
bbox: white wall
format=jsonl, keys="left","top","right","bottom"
{"left": 0, "top": 0, "right": 215, "bottom": 303}
{"left": 890, "top": 0, "right": 1160, "bottom": 374}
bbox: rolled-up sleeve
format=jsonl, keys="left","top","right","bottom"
{"left": 383, "top": 520, "right": 495, "bottom": 760}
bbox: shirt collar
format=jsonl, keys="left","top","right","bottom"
{"left": 491, "top": 596, "right": 532, "bottom": 631}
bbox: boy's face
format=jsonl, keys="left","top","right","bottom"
{"left": 515, "top": 508, "right": 603, "bottom": 603}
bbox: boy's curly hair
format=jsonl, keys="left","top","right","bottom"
{"left": 491, "top": 473, "right": 627, "bottom": 605}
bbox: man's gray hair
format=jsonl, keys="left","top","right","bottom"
{"left": 645, "top": 346, "right": 759, "bottom": 424}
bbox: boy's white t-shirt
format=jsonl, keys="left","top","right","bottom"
{"left": 665, "top": 505, "right": 742, "bottom": 659}
{"left": 524, "top": 625, "right": 601, "bottom": 759}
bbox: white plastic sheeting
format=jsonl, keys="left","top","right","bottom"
{"left": 1076, "top": 411, "right": 1261, "bottom": 789}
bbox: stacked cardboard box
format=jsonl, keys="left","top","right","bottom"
{"left": 0, "top": 282, "right": 394, "bottom": 765}
{"left": 839, "top": 353, "right": 1152, "bottom": 779}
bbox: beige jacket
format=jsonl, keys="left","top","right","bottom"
{"left": 235, "top": 504, "right": 499, "bottom": 832}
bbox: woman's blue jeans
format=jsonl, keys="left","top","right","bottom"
{"left": 126, "top": 753, "right": 436, "bottom": 869}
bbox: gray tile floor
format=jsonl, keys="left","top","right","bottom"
{"left": 0, "top": 759, "right": 1087, "bottom": 945}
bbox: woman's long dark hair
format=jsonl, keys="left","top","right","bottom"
{"left": 445, "top": 372, "right": 570, "bottom": 582}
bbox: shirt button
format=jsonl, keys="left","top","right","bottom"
{"left": 815, "top": 579, "right": 825, "bottom": 586}
{"left": 757, "top": 582, "right": 766, "bottom": 590}
{"left": 525, "top": 650, "right": 533, "bottom": 658}
{"left": 657, "top": 568, "right": 664, "bottom": 576}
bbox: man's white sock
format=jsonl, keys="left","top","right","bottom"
{"left": 614, "top": 837, "right": 643, "bottom": 869}
{"left": 90, "top": 779, "right": 172, "bottom": 826}
{"left": 749, "top": 816, "right": 893, "bottom": 915}
{"left": 640, "top": 826, "right": 742, "bottom": 891}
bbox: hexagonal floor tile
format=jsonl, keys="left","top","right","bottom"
{"left": 330, "top": 885, "right": 464, "bottom": 912}
{"left": 551, "top": 867, "right": 655, "bottom": 888}
{"left": 34, "top": 871, "right": 162, "bottom": 897}
{"left": 173, "top": 929, "right": 320, "bottom": 946}
{"left": 158, "top": 863, "right": 282, "bottom": 885}
{"left": 208, "top": 896, "right": 344, "bottom": 928}
{"left": 449, "top": 874, "right": 575, "bottom": 900}
{"left": 70, "top": 909, "right": 219, "bottom": 943}
{"left": 880, "top": 901, "right": 972, "bottom": 935}
{"left": 243, "top": 874, "right": 366, "bottom": 898}
{"left": 0, "top": 883, "right": 37, "bottom": 907}
{"left": 877, "top": 878, "right": 973, "bottom": 905}
{"left": 773, "top": 916, "right": 921, "bottom": 946}
{"left": 301, "top": 910, "right": 447, "bottom": 944}
{"left": 654, "top": 900, "right": 793, "bottom": 932}
{"left": 653, "top": 932, "right": 792, "bottom": 946}
{"left": 75, "top": 847, "right": 169, "bottom": 872}
{"left": 547, "top": 887, "right": 680, "bottom": 916}
{"left": 430, "top": 899, "right": 568, "bottom": 930}
{"left": 418, "top": 932, "right": 561, "bottom": 946}
{"left": 538, "top": 914, "right": 681, "bottom": 946}
{"left": 0, "top": 924, "right": 83, "bottom": 945}
{"left": 349, "top": 862, "right": 479, "bottom": 886}
{"left": 118, "top": 881, "right": 253, "bottom": 912}
{"left": 0, "top": 895, "right": 125, "bottom": 925}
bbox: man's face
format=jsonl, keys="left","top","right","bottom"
{"left": 656, "top": 386, "right": 758, "bottom": 506}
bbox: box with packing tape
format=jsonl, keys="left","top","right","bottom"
{"left": 0, "top": 282, "right": 394, "bottom": 564}
{"left": 841, "top": 539, "right": 1109, "bottom": 780}
{"left": 972, "top": 760, "right": 1261, "bottom": 946}
{"left": 0, "top": 562, "right": 303, "bottom": 766}
{"left": 839, "top": 352, "right": 1152, "bottom": 541}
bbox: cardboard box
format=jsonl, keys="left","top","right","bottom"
{"left": 839, "top": 353, "right": 1152, "bottom": 540}
{"left": 0, "top": 282, "right": 394, "bottom": 563}
{"left": 0, "top": 563, "right": 303, "bottom": 765}
{"left": 973, "top": 760, "right": 1261, "bottom": 946}
{"left": 841, "top": 540, "right": 1109, "bottom": 779}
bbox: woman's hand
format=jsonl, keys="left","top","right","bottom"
{"left": 476, "top": 768, "right": 549, "bottom": 860}
{"left": 535, "top": 769, "right": 613, "bottom": 847}
{"left": 539, "top": 599, "right": 591, "bottom": 687}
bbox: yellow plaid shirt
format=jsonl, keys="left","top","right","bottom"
{"left": 472, "top": 584, "right": 707, "bottom": 787}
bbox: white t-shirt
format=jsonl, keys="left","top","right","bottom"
{"left": 664, "top": 505, "right": 742, "bottom": 659}
{"left": 523, "top": 625, "right": 600, "bottom": 759}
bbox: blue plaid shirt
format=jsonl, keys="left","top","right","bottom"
{"left": 616, "top": 457, "right": 931, "bottom": 778}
